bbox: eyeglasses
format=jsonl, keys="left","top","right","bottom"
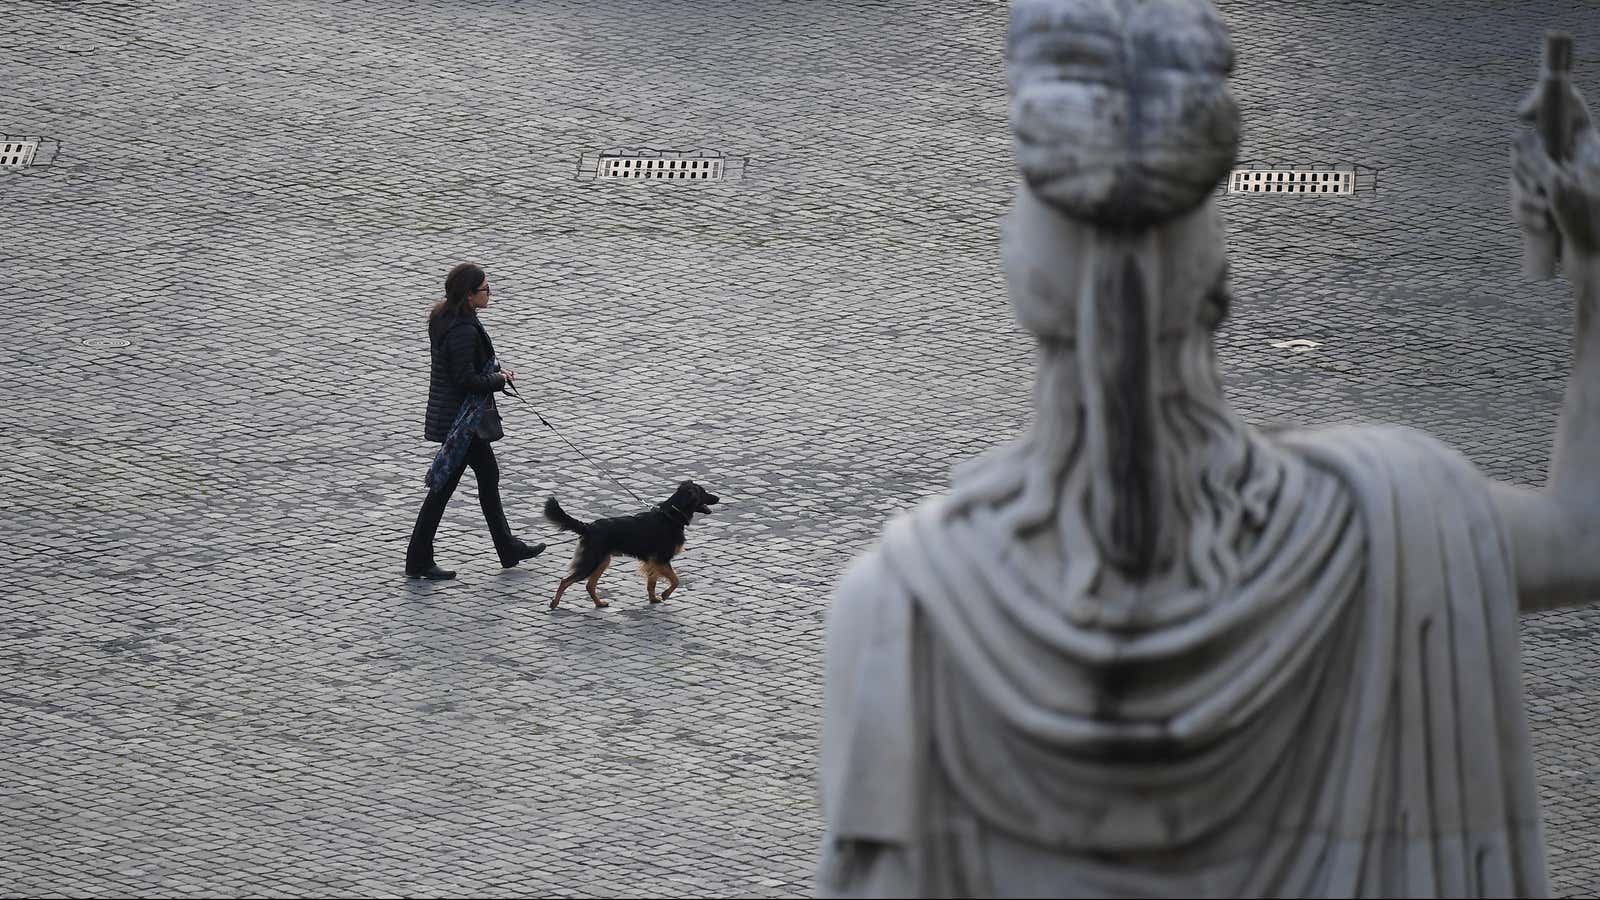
{"left": 475, "top": 285, "right": 493, "bottom": 295}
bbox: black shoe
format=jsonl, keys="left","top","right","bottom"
{"left": 501, "top": 542, "right": 546, "bottom": 568}
{"left": 406, "top": 563, "right": 456, "bottom": 581}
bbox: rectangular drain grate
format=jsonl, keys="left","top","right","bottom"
{"left": 601, "top": 156, "right": 722, "bottom": 180}
{"left": 1, "top": 140, "right": 38, "bottom": 168}
{"left": 577, "top": 147, "right": 746, "bottom": 182}
{"left": 1229, "top": 169, "right": 1352, "bottom": 194}
{"left": 1225, "top": 163, "right": 1376, "bottom": 197}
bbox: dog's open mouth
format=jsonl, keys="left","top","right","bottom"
{"left": 697, "top": 494, "right": 720, "bottom": 514}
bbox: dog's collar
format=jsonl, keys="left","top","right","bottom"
{"left": 656, "top": 503, "right": 692, "bottom": 525}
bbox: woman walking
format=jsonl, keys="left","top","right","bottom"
{"left": 405, "top": 262, "right": 545, "bottom": 580}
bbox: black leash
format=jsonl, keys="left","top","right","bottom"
{"left": 502, "top": 381, "right": 644, "bottom": 504}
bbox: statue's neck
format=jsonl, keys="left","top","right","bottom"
{"left": 1028, "top": 332, "right": 1252, "bottom": 580}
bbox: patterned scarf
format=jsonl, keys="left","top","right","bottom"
{"left": 424, "top": 356, "right": 499, "bottom": 494}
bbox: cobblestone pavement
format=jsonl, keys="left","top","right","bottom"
{"left": 3, "top": 0, "right": 1600, "bottom": 896}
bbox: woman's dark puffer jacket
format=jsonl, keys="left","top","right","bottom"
{"left": 424, "top": 313, "right": 506, "bottom": 443}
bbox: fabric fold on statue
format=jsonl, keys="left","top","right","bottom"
{"left": 818, "top": 424, "right": 1548, "bottom": 898}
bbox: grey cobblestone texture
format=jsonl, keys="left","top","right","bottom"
{"left": 1, "top": 0, "right": 1598, "bottom": 896}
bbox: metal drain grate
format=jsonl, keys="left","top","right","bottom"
{"left": 1226, "top": 163, "right": 1376, "bottom": 196}
{"left": 602, "top": 156, "right": 722, "bottom": 180}
{"left": 1, "top": 140, "right": 38, "bottom": 168}
{"left": 0, "top": 134, "right": 62, "bottom": 174}
{"left": 577, "top": 147, "right": 747, "bottom": 182}
{"left": 1230, "top": 169, "right": 1351, "bottom": 194}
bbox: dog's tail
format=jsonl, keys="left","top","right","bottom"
{"left": 543, "top": 497, "right": 590, "bottom": 535}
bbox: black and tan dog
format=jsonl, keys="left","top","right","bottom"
{"left": 542, "top": 480, "right": 719, "bottom": 608}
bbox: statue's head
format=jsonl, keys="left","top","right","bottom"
{"left": 1003, "top": 189, "right": 1232, "bottom": 348}
{"left": 1003, "top": 0, "right": 1241, "bottom": 350}
{"left": 1000, "top": 0, "right": 1244, "bottom": 577}
{"left": 1008, "top": 0, "right": 1239, "bottom": 229}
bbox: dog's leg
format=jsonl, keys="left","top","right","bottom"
{"left": 660, "top": 563, "right": 680, "bottom": 600}
{"left": 551, "top": 575, "right": 579, "bottom": 609}
{"left": 645, "top": 564, "right": 661, "bottom": 603}
{"left": 585, "top": 555, "right": 612, "bottom": 608}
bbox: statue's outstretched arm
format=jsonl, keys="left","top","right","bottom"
{"left": 1492, "top": 80, "right": 1600, "bottom": 611}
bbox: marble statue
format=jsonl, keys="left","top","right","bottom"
{"left": 816, "top": 0, "right": 1600, "bottom": 896}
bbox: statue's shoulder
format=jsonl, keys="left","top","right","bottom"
{"left": 1272, "top": 422, "right": 1478, "bottom": 474}
{"left": 829, "top": 549, "right": 903, "bottom": 628}
{"left": 829, "top": 548, "right": 892, "bottom": 626}
{"left": 825, "top": 506, "right": 934, "bottom": 639}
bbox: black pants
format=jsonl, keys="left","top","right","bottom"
{"left": 406, "top": 437, "right": 518, "bottom": 570}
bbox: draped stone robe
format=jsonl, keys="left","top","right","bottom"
{"left": 817, "top": 424, "right": 1549, "bottom": 898}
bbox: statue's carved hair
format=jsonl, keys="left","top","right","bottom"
{"left": 977, "top": 0, "right": 1253, "bottom": 582}
{"left": 974, "top": 190, "right": 1270, "bottom": 588}
{"left": 1097, "top": 253, "right": 1156, "bottom": 573}
{"left": 1008, "top": 0, "right": 1239, "bottom": 229}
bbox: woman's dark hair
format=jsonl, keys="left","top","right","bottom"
{"left": 431, "top": 262, "right": 486, "bottom": 321}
